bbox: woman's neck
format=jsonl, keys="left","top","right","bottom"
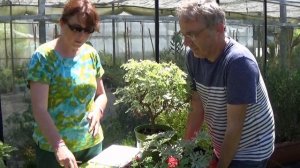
{"left": 55, "top": 37, "right": 80, "bottom": 58}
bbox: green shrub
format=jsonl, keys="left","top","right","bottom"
{"left": 0, "top": 68, "right": 13, "bottom": 93}
{"left": 114, "top": 59, "right": 190, "bottom": 127}
{"left": 266, "top": 67, "right": 300, "bottom": 142}
{"left": 5, "top": 105, "right": 36, "bottom": 167}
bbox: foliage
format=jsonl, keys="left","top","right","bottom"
{"left": 160, "top": 32, "right": 186, "bottom": 71}
{"left": 0, "top": 67, "right": 13, "bottom": 93}
{"left": 156, "top": 109, "right": 188, "bottom": 137}
{"left": 102, "top": 103, "right": 148, "bottom": 148}
{"left": 290, "top": 28, "right": 300, "bottom": 68}
{"left": 170, "top": 32, "right": 185, "bottom": 69}
{"left": 131, "top": 131, "right": 212, "bottom": 168}
{"left": 114, "top": 59, "right": 190, "bottom": 126}
{"left": 5, "top": 104, "right": 36, "bottom": 167}
{"left": 0, "top": 141, "right": 16, "bottom": 168}
{"left": 14, "top": 63, "right": 28, "bottom": 85}
{"left": 102, "top": 64, "right": 125, "bottom": 90}
{"left": 0, "top": 63, "right": 28, "bottom": 93}
{"left": 0, "top": 141, "right": 16, "bottom": 159}
{"left": 99, "top": 50, "right": 126, "bottom": 90}
{"left": 265, "top": 66, "right": 300, "bottom": 142}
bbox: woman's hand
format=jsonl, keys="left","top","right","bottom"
{"left": 55, "top": 145, "right": 78, "bottom": 168}
{"left": 87, "top": 110, "right": 103, "bottom": 137}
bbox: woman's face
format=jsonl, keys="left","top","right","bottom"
{"left": 60, "top": 15, "right": 93, "bottom": 50}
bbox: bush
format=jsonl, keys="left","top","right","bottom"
{"left": 5, "top": 105, "right": 36, "bottom": 167}
{"left": 266, "top": 67, "right": 300, "bottom": 142}
{"left": 0, "top": 68, "right": 13, "bottom": 93}
{"left": 114, "top": 59, "right": 190, "bottom": 127}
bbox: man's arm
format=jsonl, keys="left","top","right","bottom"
{"left": 184, "top": 91, "right": 205, "bottom": 140}
{"left": 217, "top": 104, "right": 247, "bottom": 168}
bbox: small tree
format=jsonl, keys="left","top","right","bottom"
{"left": 114, "top": 59, "right": 190, "bottom": 126}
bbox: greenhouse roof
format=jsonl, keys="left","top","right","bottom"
{"left": 0, "top": 0, "right": 299, "bottom": 24}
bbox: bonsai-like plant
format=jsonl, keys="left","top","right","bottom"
{"left": 131, "top": 130, "right": 212, "bottom": 168}
{"left": 114, "top": 59, "right": 190, "bottom": 127}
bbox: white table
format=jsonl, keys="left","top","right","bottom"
{"left": 86, "top": 144, "right": 141, "bottom": 168}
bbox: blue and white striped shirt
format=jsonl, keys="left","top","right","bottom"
{"left": 186, "top": 38, "right": 275, "bottom": 161}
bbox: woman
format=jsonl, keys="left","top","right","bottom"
{"left": 27, "top": 0, "right": 107, "bottom": 167}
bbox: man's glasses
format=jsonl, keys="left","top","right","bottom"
{"left": 179, "top": 27, "right": 207, "bottom": 40}
{"left": 66, "top": 22, "right": 94, "bottom": 34}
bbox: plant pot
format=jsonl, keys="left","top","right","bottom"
{"left": 134, "top": 124, "right": 173, "bottom": 149}
{"left": 0, "top": 159, "right": 5, "bottom": 168}
{"left": 268, "top": 141, "right": 300, "bottom": 168}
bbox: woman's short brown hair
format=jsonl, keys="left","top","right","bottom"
{"left": 61, "top": 0, "right": 100, "bottom": 31}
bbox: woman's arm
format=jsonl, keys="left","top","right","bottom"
{"left": 30, "top": 81, "right": 78, "bottom": 167}
{"left": 30, "top": 81, "right": 62, "bottom": 149}
{"left": 88, "top": 78, "right": 108, "bottom": 137}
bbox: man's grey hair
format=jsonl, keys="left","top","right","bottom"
{"left": 176, "top": 0, "right": 226, "bottom": 28}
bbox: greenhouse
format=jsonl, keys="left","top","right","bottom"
{"left": 0, "top": 0, "right": 300, "bottom": 167}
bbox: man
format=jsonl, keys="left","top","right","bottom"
{"left": 176, "top": 0, "right": 275, "bottom": 168}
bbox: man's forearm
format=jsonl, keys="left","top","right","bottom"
{"left": 184, "top": 111, "right": 203, "bottom": 140}
{"left": 217, "top": 104, "right": 247, "bottom": 168}
{"left": 184, "top": 91, "right": 205, "bottom": 140}
{"left": 217, "top": 127, "right": 243, "bottom": 168}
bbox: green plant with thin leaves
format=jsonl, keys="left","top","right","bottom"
{"left": 0, "top": 141, "right": 16, "bottom": 159}
{"left": 0, "top": 141, "right": 17, "bottom": 167}
{"left": 114, "top": 59, "right": 190, "bottom": 127}
{"left": 160, "top": 31, "right": 186, "bottom": 71}
{"left": 170, "top": 32, "right": 185, "bottom": 70}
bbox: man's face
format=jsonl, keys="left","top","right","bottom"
{"left": 179, "top": 18, "right": 215, "bottom": 59}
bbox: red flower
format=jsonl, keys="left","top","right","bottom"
{"left": 134, "top": 154, "right": 141, "bottom": 161}
{"left": 167, "top": 156, "right": 179, "bottom": 168}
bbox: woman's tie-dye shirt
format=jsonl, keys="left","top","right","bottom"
{"left": 27, "top": 43, "right": 104, "bottom": 152}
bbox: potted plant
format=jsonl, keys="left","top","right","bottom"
{"left": 130, "top": 130, "right": 212, "bottom": 168}
{"left": 114, "top": 59, "right": 190, "bottom": 148}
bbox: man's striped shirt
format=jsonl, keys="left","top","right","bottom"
{"left": 186, "top": 38, "right": 275, "bottom": 161}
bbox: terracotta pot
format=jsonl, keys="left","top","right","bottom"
{"left": 268, "top": 141, "right": 300, "bottom": 168}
